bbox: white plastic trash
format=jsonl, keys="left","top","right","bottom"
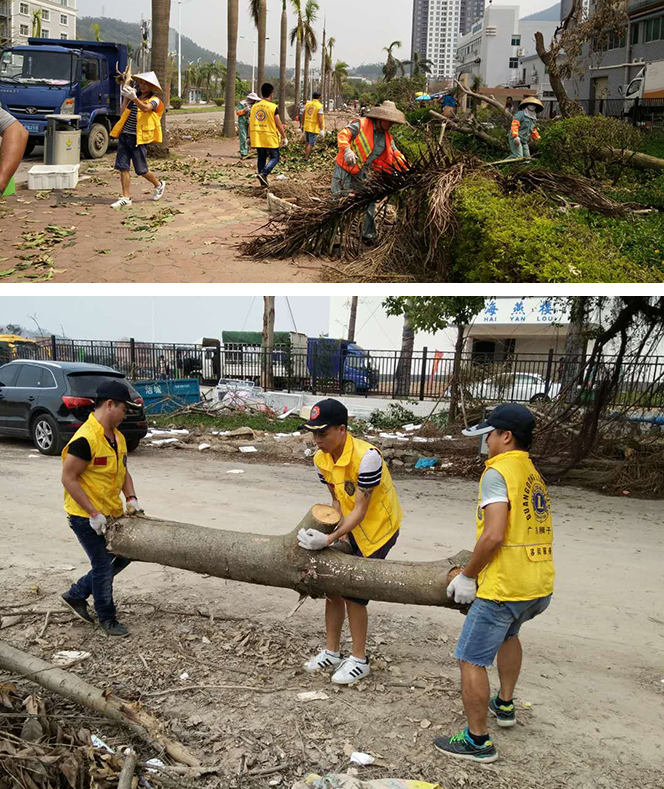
{"left": 28, "top": 164, "right": 80, "bottom": 190}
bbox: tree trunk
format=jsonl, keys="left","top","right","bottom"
{"left": 561, "top": 296, "right": 589, "bottom": 400}
{"left": 348, "top": 296, "right": 358, "bottom": 342}
{"left": 320, "top": 27, "right": 326, "bottom": 108}
{"left": 0, "top": 640, "right": 199, "bottom": 766}
{"left": 223, "top": 0, "right": 239, "bottom": 137}
{"left": 151, "top": 0, "right": 171, "bottom": 152}
{"left": 303, "top": 47, "right": 310, "bottom": 104}
{"left": 106, "top": 506, "right": 471, "bottom": 609}
{"left": 534, "top": 32, "right": 582, "bottom": 119}
{"left": 294, "top": 30, "right": 302, "bottom": 112}
{"left": 257, "top": 0, "right": 267, "bottom": 90}
{"left": 394, "top": 309, "right": 415, "bottom": 397}
{"left": 621, "top": 149, "right": 664, "bottom": 171}
{"left": 262, "top": 295, "right": 275, "bottom": 390}
{"left": 279, "top": 1, "right": 288, "bottom": 119}
{"left": 448, "top": 324, "right": 465, "bottom": 423}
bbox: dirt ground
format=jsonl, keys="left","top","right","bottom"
{"left": 1, "top": 111, "right": 359, "bottom": 283}
{"left": 1, "top": 436, "right": 663, "bottom": 788}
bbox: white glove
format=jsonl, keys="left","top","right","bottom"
{"left": 126, "top": 497, "right": 143, "bottom": 516}
{"left": 446, "top": 573, "right": 477, "bottom": 605}
{"left": 320, "top": 129, "right": 326, "bottom": 138}
{"left": 122, "top": 86, "right": 137, "bottom": 100}
{"left": 89, "top": 513, "right": 108, "bottom": 536}
{"left": 282, "top": 137, "right": 289, "bottom": 147}
{"left": 297, "top": 528, "right": 329, "bottom": 551}
{"left": 344, "top": 148, "right": 357, "bottom": 167}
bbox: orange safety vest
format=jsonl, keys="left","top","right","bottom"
{"left": 335, "top": 117, "right": 406, "bottom": 176}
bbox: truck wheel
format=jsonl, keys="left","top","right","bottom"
{"left": 23, "top": 140, "right": 36, "bottom": 158}
{"left": 83, "top": 123, "right": 109, "bottom": 159}
{"left": 126, "top": 438, "right": 141, "bottom": 452}
{"left": 31, "top": 413, "right": 62, "bottom": 456}
{"left": 341, "top": 381, "right": 357, "bottom": 394}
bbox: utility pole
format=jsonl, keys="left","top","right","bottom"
{"left": 178, "top": 0, "right": 182, "bottom": 98}
{"left": 320, "top": 18, "right": 326, "bottom": 108}
{"left": 348, "top": 297, "right": 358, "bottom": 342}
{"left": 262, "top": 296, "right": 275, "bottom": 390}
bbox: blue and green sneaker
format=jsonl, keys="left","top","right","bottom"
{"left": 434, "top": 728, "right": 498, "bottom": 763}
{"left": 489, "top": 696, "right": 516, "bottom": 728}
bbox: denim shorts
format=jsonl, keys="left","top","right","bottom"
{"left": 114, "top": 133, "right": 149, "bottom": 175}
{"left": 305, "top": 131, "right": 319, "bottom": 146}
{"left": 455, "top": 595, "right": 552, "bottom": 667}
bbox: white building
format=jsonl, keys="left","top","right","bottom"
{"left": 1, "top": 0, "right": 77, "bottom": 47}
{"left": 424, "top": 0, "right": 462, "bottom": 83}
{"left": 455, "top": 4, "right": 557, "bottom": 88}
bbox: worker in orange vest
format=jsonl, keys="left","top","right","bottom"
{"left": 332, "top": 100, "right": 407, "bottom": 244}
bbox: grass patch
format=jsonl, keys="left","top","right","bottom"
{"left": 169, "top": 105, "right": 225, "bottom": 114}
{"left": 150, "top": 412, "right": 304, "bottom": 433}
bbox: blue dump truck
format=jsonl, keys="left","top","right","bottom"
{"left": 307, "top": 337, "right": 378, "bottom": 394}
{"left": 0, "top": 38, "right": 128, "bottom": 158}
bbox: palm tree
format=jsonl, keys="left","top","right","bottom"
{"left": 333, "top": 60, "right": 348, "bottom": 109}
{"left": 31, "top": 9, "right": 41, "bottom": 37}
{"left": 382, "top": 40, "right": 403, "bottom": 82}
{"left": 91, "top": 23, "right": 102, "bottom": 42}
{"left": 151, "top": 0, "right": 171, "bottom": 149}
{"left": 402, "top": 51, "right": 433, "bottom": 77}
{"left": 224, "top": 0, "right": 239, "bottom": 137}
{"left": 279, "top": 0, "right": 288, "bottom": 118}
{"left": 301, "top": 1, "right": 319, "bottom": 104}
{"left": 213, "top": 59, "right": 227, "bottom": 99}
{"left": 289, "top": 0, "right": 304, "bottom": 110}
{"left": 249, "top": 0, "right": 267, "bottom": 90}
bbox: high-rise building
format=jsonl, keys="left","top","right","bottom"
{"left": 459, "top": 0, "right": 485, "bottom": 36}
{"left": 410, "top": 0, "right": 461, "bottom": 83}
{"left": 1, "top": 0, "right": 77, "bottom": 47}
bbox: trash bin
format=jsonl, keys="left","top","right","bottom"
{"left": 44, "top": 114, "right": 81, "bottom": 165}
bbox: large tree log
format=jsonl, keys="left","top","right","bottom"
{"left": 0, "top": 640, "right": 200, "bottom": 767}
{"left": 106, "top": 506, "right": 471, "bottom": 609}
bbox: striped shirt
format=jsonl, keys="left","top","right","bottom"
{"left": 122, "top": 97, "right": 159, "bottom": 137}
{"left": 317, "top": 448, "right": 383, "bottom": 490}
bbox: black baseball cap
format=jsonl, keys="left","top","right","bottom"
{"left": 96, "top": 379, "right": 141, "bottom": 410}
{"left": 300, "top": 398, "right": 348, "bottom": 431}
{"left": 462, "top": 403, "right": 535, "bottom": 439}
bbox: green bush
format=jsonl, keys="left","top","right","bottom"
{"left": 405, "top": 108, "right": 432, "bottom": 127}
{"left": 370, "top": 402, "right": 420, "bottom": 430}
{"left": 450, "top": 175, "right": 664, "bottom": 282}
{"left": 170, "top": 97, "right": 183, "bottom": 109}
{"left": 214, "top": 98, "right": 224, "bottom": 107}
{"left": 538, "top": 115, "right": 641, "bottom": 181}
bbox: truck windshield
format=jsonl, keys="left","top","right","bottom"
{"left": 0, "top": 50, "right": 75, "bottom": 85}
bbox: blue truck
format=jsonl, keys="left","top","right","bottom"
{"left": 307, "top": 338, "right": 378, "bottom": 394}
{"left": 0, "top": 37, "right": 128, "bottom": 158}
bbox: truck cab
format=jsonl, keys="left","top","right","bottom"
{"left": 0, "top": 38, "right": 127, "bottom": 158}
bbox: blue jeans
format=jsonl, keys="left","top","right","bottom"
{"left": 256, "top": 147, "right": 280, "bottom": 176}
{"left": 66, "top": 515, "right": 131, "bottom": 622}
{"left": 508, "top": 135, "right": 530, "bottom": 159}
{"left": 455, "top": 595, "right": 552, "bottom": 667}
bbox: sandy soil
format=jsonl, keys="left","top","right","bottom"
{"left": 1, "top": 436, "right": 663, "bottom": 788}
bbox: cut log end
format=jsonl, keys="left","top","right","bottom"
{"left": 310, "top": 504, "right": 341, "bottom": 527}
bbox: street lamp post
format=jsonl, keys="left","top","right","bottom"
{"left": 240, "top": 35, "right": 256, "bottom": 94}
{"left": 178, "top": 0, "right": 182, "bottom": 98}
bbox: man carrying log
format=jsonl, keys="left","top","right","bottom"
{"left": 435, "top": 404, "right": 554, "bottom": 763}
{"left": 60, "top": 381, "right": 144, "bottom": 637}
{"left": 298, "top": 398, "right": 402, "bottom": 684}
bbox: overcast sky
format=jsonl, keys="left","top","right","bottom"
{"left": 77, "top": 0, "right": 558, "bottom": 70}
{"left": 0, "top": 296, "right": 330, "bottom": 343}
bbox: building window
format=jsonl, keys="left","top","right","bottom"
{"left": 61, "top": 0, "right": 68, "bottom": 5}
{"left": 645, "top": 18, "right": 660, "bottom": 42}
{"left": 42, "top": 28, "right": 49, "bottom": 37}
{"left": 19, "top": 2, "right": 29, "bottom": 14}
{"left": 60, "top": 14, "right": 67, "bottom": 24}
{"left": 20, "top": 23, "right": 29, "bottom": 35}
{"left": 511, "top": 35, "right": 521, "bottom": 45}
{"left": 60, "top": 32, "right": 67, "bottom": 39}
{"left": 41, "top": 9, "right": 49, "bottom": 21}
{"left": 630, "top": 23, "right": 639, "bottom": 45}
{"left": 509, "top": 57, "right": 519, "bottom": 68}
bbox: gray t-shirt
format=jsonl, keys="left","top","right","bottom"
{"left": 479, "top": 467, "right": 509, "bottom": 508}
{"left": 0, "top": 107, "right": 17, "bottom": 134}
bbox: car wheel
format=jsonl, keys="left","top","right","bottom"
{"left": 529, "top": 393, "right": 550, "bottom": 403}
{"left": 31, "top": 413, "right": 62, "bottom": 456}
{"left": 341, "top": 380, "right": 357, "bottom": 394}
{"left": 126, "top": 438, "right": 141, "bottom": 452}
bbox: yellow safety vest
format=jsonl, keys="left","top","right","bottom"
{"left": 249, "top": 99, "right": 280, "bottom": 148}
{"left": 303, "top": 99, "right": 324, "bottom": 134}
{"left": 62, "top": 413, "right": 128, "bottom": 518}
{"left": 475, "top": 450, "right": 555, "bottom": 601}
{"left": 315, "top": 434, "right": 402, "bottom": 556}
{"left": 110, "top": 94, "right": 164, "bottom": 145}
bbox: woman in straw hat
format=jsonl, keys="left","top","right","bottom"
{"left": 508, "top": 96, "right": 544, "bottom": 160}
{"left": 109, "top": 71, "right": 166, "bottom": 210}
{"left": 332, "top": 100, "right": 407, "bottom": 244}
{"left": 237, "top": 92, "right": 261, "bottom": 159}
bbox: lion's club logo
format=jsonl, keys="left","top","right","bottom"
{"left": 310, "top": 405, "right": 320, "bottom": 420}
{"left": 255, "top": 109, "right": 267, "bottom": 122}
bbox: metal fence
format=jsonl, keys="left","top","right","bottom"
{"left": 9, "top": 336, "right": 664, "bottom": 409}
{"left": 569, "top": 98, "right": 664, "bottom": 127}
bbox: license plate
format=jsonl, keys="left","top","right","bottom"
{"left": 22, "top": 123, "right": 40, "bottom": 132}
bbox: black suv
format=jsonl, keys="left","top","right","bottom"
{"left": 0, "top": 360, "right": 148, "bottom": 455}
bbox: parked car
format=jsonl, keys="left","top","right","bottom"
{"left": 471, "top": 372, "right": 561, "bottom": 403}
{"left": 0, "top": 360, "right": 148, "bottom": 456}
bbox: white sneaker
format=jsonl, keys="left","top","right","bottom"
{"left": 303, "top": 649, "right": 344, "bottom": 673}
{"left": 331, "top": 656, "right": 371, "bottom": 685}
{"left": 152, "top": 180, "right": 165, "bottom": 201}
{"left": 111, "top": 196, "right": 132, "bottom": 210}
